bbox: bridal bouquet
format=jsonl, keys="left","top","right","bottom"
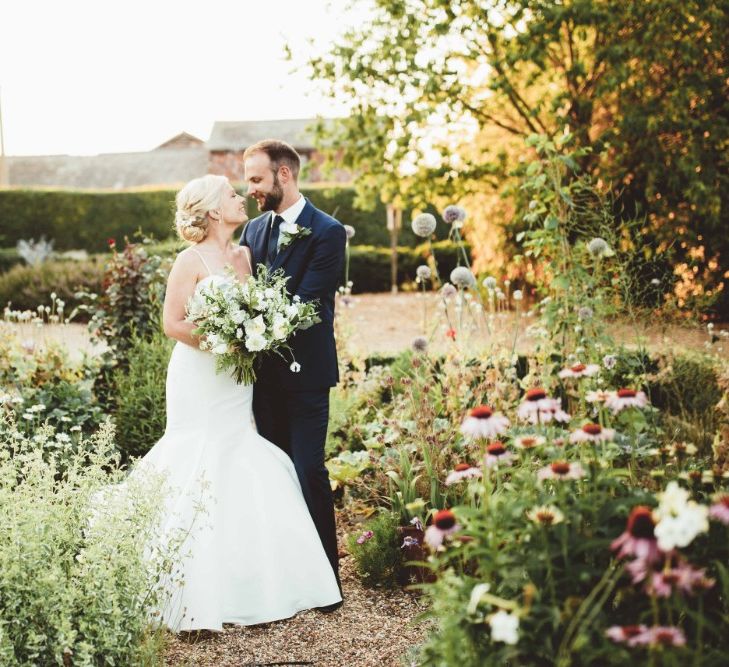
{"left": 185, "top": 265, "right": 320, "bottom": 384}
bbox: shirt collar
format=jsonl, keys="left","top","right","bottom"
{"left": 274, "top": 194, "right": 306, "bottom": 226}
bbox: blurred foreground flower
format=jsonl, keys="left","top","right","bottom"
{"left": 653, "top": 481, "right": 709, "bottom": 551}
{"left": 489, "top": 610, "right": 519, "bottom": 645}
{"left": 445, "top": 463, "right": 483, "bottom": 486}
{"left": 709, "top": 493, "right": 729, "bottom": 525}
{"left": 611, "top": 505, "right": 661, "bottom": 564}
{"left": 526, "top": 505, "right": 564, "bottom": 526}
{"left": 537, "top": 461, "right": 585, "bottom": 481}
{"left": 424, "top": 509, "right": 460, "bottom": 549}
{"left": 517, "top": 388, "right": 571, "bottom": 424}
{"left": 442, "top": 205, "right": 466, "bottom": 228}
{"left": 460, "top": 406, "right": 510, "bottom": 439}
{"left": 605, "top": 388, "right": 648, "bottom": 414}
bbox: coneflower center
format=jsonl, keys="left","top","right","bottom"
{"left": 434, "top": 510, "right": 456, "bottom": 530}
{"left": 617, "top": 388, "right": 637, "bottom": 398}
{"left": 454, "top": 463, "right": 472, "bottom": 472}
{"left": 471, "top": 406, "right": 493, "bottom": 419}
{"left": 487, "top": 442, "right": 507, "bottom": 456}
{"left": 526, "top": 388, "right": 547, "bottom": 401}
{"left": 551, "top": 461, "right": 570, "bottom": 475}
{"left": 571, "top": 363, "right": 586, "bottom": 373}
{"left": 582, "top": 423, "right": 602, "bottom": 435}
{"left": 627, "top": 506, "right": 655, "bottom": 539}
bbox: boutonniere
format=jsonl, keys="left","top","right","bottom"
{"left": 278, "top": 221, "right": 312, "bottom": 249}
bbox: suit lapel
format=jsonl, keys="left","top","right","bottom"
{"left": 252, "top": 214, "right": 273, "bottom": 268}
{"left": 270, "top": 199, "right": 314, "bottom": 272}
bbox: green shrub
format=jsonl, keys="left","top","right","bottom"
{"left": 347, "top": 510, "right": 403, "bottom": 588}
{"left": 0, "top": 247, "right": 22, "bottom": 273}
{"left": 0, "top": 418, "right": 178, "bottom": 665}
{"left": 0, "top": 258, "right": 105, "bottom": 314}
{"left": 112, "top": 327, "right": 174, "bottom": 461}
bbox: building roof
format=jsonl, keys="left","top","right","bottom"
{"left": 207, "top": 118, "right": 327, "bottom": 151}
{"left": 155, "top": 132, "right": 205, "bottom": 150}
{"left": 7, "top": 147, "right": 208, "bottom": 189}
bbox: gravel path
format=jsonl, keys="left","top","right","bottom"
{"left": 163, "top": 511, "right": 431, "bottom": 667}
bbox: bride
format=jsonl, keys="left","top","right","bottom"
{"left": 136, "top": 174, "right": 341, "bottom": 632}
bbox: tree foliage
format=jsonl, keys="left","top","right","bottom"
{"left": 310, "top": 0, "right": 729, "bottom": 312}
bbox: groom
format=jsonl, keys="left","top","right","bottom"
{"left": 239, "top": 139, "right": 346, "bottom": 610}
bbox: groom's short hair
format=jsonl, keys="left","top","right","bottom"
{"left": 243, "top": 139, "right": 301, "bottom": 181}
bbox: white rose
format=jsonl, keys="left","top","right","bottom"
{"left": 230, "top": 308, "right": 247, "bottom": 324}
{"left": 245, "top": 333, "right": 267, "bottom": 352}
{"left": 272, "top": 314, "right": 289, "bottom": 340}
{"left": 280, "top": 221, "right": 298, "bottom": 235}
{"left": 264, "top": 288, "right": 276, "bottom": 299}
{"left": 244, "top": 314, "right": 266, "bottom": 337}
{"left": 285, "top": 304, "right": 299, "bottom": 318}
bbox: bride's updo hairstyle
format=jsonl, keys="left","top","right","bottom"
{"left": 174, "top": 174, "right": 229, "bottom": 243}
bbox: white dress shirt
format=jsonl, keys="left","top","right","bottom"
{"left": 273, "top": 195, "right": 306, "bottom": 250}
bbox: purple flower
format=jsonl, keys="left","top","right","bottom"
{"left": 356, "top": 530, "right": 374, "bottom": 545}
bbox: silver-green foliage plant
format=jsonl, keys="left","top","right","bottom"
{"left": 0, "top": 417, "right": 183, "bottom": 666}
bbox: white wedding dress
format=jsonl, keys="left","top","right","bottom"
{"left": 132, "top": 273, "right": 341, "bottom": 632}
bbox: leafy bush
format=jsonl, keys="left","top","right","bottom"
{"left": 0, "top": 258, "right": 105, "bottom": 314}
{"left": 0, "top": 247, "right": 22, "bottom": 273}
{"left": 347, "top": 510, "right": 403, "bottom": 588}
{"left": 80, "top": 240, "right": 169, "bottom": 363}
{"left": 0, "top": 418, "right": 179, "bottom": 665}
{"left": 112, "top": 327, "right": 174, "bottom": 461}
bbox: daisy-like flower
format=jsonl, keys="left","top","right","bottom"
{"left": 482, "top": 276, "right": 497, "bottom": 290}
{"left": 513, "top": 434, "right": 546, "bottom": 449}
{"left": 605, "top": 625, "right": 648, "bottom": 644}
{"left": 605, "top": 388, "right": 649, "bottom": 414}
{"left": 526, "top": 505, "right": 564, "bottom": 526}
{"left": 641, "top": 626, "right": 686, "bottom": 648}
{"left": 709, "top": 493, "right": 729, "bottom": 525}
{"left": 558, "top": 363, "right": 600, "bottom": 379}
{"left": 649, "top": 560, "right": 714, "bottom": 598}
{"left": 611, "top": 505, "right": 661, "bottom": 565}
{"left": 537, "top": 460, "right": 586, "bottom": 481}
{"left": 569, "top": 423, "right": 616, "bottom": 444}
{"left": 517, "top": 388, "right": 571, "bottom": 425}
{"left": 424, "top": 509, "right": 460, "bottom": 549}
{"left": 586, "top": 390, "right": 612, "bottom": 404}
{"left": 460, "top": 406, "right": 510, "bottom": 440}
{"left": 484, "top": 441, "right": 514, "bottom": 468}
{"left": 445, "top": 463, "right": 483, "bottom": 486}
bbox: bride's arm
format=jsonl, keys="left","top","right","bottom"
{"left": 163, "top": 252, "right": 202, "bottom": 348}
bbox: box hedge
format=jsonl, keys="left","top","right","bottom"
{"left": 0, "top": 185, "right": 452, "bottom": 252}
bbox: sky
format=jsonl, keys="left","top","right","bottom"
{"left": 0, "top": 0, "right": 362, "bottom": 156}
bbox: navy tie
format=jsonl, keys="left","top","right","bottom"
{"left": 267, "top": 215, "right": 284, "bottom": 266}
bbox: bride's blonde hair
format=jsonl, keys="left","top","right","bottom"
{"left": 174, "top": 174, "right": 229, "bottom": 243}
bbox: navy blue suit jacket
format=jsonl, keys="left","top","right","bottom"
{"left": 239, "top": 198, "right": 346, "bottom": 390}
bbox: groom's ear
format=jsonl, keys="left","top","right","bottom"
{"left": 278, "top": 164, "right": 293, "bottom": 184}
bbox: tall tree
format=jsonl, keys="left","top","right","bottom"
{"left": 310, "top": 0, "right": 729, "bottom": 311}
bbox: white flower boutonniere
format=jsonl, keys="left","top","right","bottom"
{"left": 278, "top": 221, "right": 312, "bottom": 250}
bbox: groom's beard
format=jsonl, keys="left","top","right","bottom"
{"left": 258, "top": 175, "right": 284, "bottom": 212}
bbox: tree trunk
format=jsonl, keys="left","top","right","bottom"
{"left": 386, "top": 204, "right": 402, "bottom": 294}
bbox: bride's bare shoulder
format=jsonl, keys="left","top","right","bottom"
{"left": 231, "top": 245, "right": 253, "bottom": 274}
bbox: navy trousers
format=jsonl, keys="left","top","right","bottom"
{"left": 252, "top": 382, "right": 340, "bottom": 586}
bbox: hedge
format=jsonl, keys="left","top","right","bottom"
{"left": 0, "top": 240, "right": 471, "bottom": 309}
{"left": 0, "top": 185, "right": 451, "bottom": 252}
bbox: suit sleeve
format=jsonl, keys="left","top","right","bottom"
{"left": 295, "top": 223, "right": 346, "bottom": 303}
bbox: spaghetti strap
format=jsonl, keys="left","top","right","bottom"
{"left": 190, "top": 247, "right": 213, "bottom": 277}
{"left": 242, "top": 246, "right": 253, "bottom": 276}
